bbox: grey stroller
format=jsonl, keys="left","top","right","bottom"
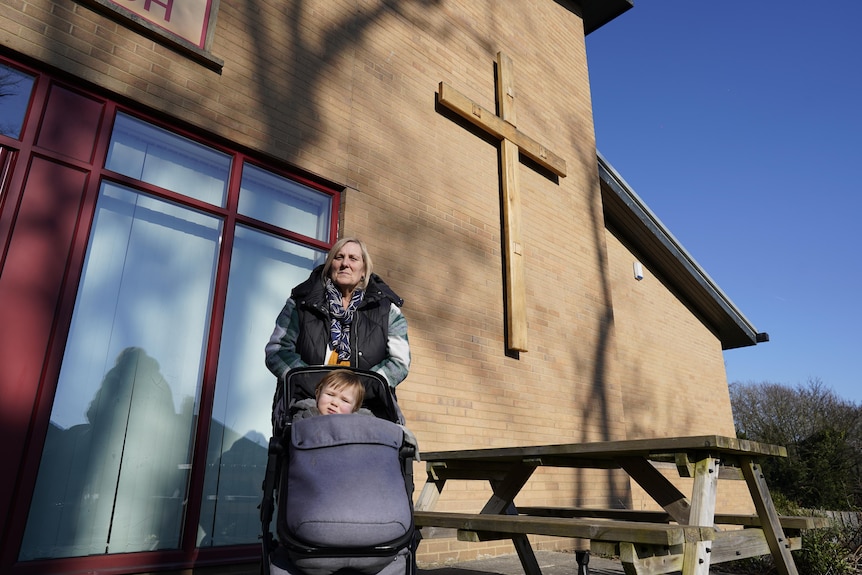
{"left": 260, "top": 366, "right": 417, "bottom": 575}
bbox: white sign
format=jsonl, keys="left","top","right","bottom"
{"left": 109, "top": 0, "right": 214, "bottom": 49}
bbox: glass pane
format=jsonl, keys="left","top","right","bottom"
{"left": 105, "top": 113, "right": 231, "bottom": 206}
{"left": 238, "top": 163, "right": 332, "bottom": 241}
{"left": 0, "top": 63, "right": 36, "bottom": 139}
{"left": 198, "top": 227, "right": 324, "bottom": 546}
{"left": 20, "top": 182, "right": 222, "bottom": 560}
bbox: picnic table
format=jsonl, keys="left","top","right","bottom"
{"left": 413, "top": 435, "right": 826, "bottom": 575}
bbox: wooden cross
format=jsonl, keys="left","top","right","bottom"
{"left": 438, "top": 52, "right": 567, "bottom": 353}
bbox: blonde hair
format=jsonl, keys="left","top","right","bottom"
{"left": 314, "top": 370, "right": 365, "bottom": 413}
{"left": 321, "top": 237, "right": 373, "bottom": 290}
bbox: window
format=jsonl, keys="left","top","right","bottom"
{"left": 106, "top": 113, "right": 231, "bottom": 206}
{"left": 20, "top": 184, "right": 221, "bottom": 557}
{"left": 0, "top": 63, "right": 35, "bottom": 140}
{"left": 199, "top": 229, "right": 320, "bottom": 546}
{"left": 19, "top": 110, "right": 336, "bottom": 560}
{"left": 239, "top": 163, "right": 332, "bottom": 240}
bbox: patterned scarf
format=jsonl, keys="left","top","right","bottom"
{"left": 325, "top": 278, "right": 364, "bottom": 363}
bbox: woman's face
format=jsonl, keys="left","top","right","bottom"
{"left": 329, "top": 242, "right": 366, "bottom": 295}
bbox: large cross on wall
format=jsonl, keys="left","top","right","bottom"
{"left": 438, "top": 52, "right": 567, "bottom": 353}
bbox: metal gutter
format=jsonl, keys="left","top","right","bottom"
{"left": 597, "top": 152, "right": 767, "bottom": 350}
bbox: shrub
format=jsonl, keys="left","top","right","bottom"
{"left": 718, "top": 500, "right": 860, "bottom": 574}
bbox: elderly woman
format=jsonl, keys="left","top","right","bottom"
{"left": 265, "top": 237, "right": 410, "bottom": 388}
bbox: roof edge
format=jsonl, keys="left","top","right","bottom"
{"left": 598, "top": 152, "right": 765, "bottom": 350}
{"left": 579, "top": 0, "right": 634, "bottom": 35}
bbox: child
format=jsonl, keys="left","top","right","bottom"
{"left": 292, "top": 369, "right": 366, "bottom": 419}
{"left": 286, "top": 368, "right": 421, "bottom": 461}
{"left": 315, "top": 369, "right": 365, "bottom": 415}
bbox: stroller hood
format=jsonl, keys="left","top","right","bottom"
{"left": 291, "top": 410, "right": 405, "bottom": 451}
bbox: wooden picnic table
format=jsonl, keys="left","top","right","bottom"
{"left": 414, "top": 435, "right": 823, "bottom": 575}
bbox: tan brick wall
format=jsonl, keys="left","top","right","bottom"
{"left": 603, "top": 230, "right": 736, "bottom": 438}
{"left": 1, "top": 0, "right": 753, "bottom": 563}
{"left": 604, "top": 229, "right": 754, "bottom": 514}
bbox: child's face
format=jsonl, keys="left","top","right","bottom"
{"left": 317, "top": 384, "right": 359, "bottom": 414}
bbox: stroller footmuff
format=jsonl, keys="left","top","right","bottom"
{"left": 261, "top": 367, "right": 417, "bottom": 575}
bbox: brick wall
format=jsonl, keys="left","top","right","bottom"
{"left": 1, "top": 0, "right": 750, "bottom": 563}
{"left": 604, "top": 228, "right": 754, "bottom": 514}
{"left": 604, "top": 229, "right": 736, "bottom": 438}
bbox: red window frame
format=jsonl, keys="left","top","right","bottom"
{"left": 0, "top": 54, "right": 341, "bottom": 575}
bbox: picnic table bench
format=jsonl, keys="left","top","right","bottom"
{"left": 413, "top": 435, "right": 826, "bottom": 575}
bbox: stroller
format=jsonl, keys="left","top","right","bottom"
{"left": 260, "top": 366, "right": 417, "bottom": 575}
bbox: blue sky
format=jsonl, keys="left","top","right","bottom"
{"left": 585, "top": 1, "right": 862, "bottom": 405}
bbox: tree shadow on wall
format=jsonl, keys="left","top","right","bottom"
{"left": 242, "top": 0, "right": 628, "bottom": 510}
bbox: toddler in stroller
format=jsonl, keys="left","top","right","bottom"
{"left": 260, "top": 366, "right": 418, "bottom": 575}
{"left": 293, "top": 369, "right": 365, "bottom": 417}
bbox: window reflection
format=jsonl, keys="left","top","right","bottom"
{"left": 106, "top": 113, "right": 231, "bottom": 206}
{"left": 199, "top": 227, "right": 323, "bottom": 546}
{"left": 239, "top": 163, "right": 332, "bottom": 240}
{"left": 0, "top": 63, "right": 36, "bottom": 139}
{"left": 18, "top": 104, "right": 335, "bottom": 560}
{"left": 20, "top": 183, "right": 221, "bottom": 559}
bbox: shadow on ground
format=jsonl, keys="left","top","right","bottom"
{"left": 418, "top": 550, "right": 624, "bottom": 575}
{"left": 418, "top": 550, "right": 743, "bottom": 575}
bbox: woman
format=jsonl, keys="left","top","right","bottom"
{"left": 265, "top": 237, "right": 410, "bottom": 388}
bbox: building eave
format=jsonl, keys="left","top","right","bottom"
{"left": 556, "top": 0, "right": 634, "bottom": 35}
{"left": 598, "top": 152, "right": 766, "bottom": 350}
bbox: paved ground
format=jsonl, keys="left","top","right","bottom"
{"left": 418, "top": 550, "right": 623, "bottom": 575}
{"left": 418, "top": 550, "right": 741, "bottom": 575}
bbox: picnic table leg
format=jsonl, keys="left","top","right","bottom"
{"left": 511, "top": 534, "right": 543, "bottom": 575}
{"left": 618, "top": 456, "right": 692, "bottom": 524}
{"left": 740, "top": 456, "right": 799, "bottom": 575}
{"left": 484, "top": 464, "right": 542, "bottom": 575}
{"left": 575, "top": 550, "right": 589, "bottom": 575}
{"left": 481, "top": 463, "right": 537, "bottom": 514}
{"left": 680, "top": 455, "right": 719, "bottom": 575}
{"left": 415, "top": 466, "right": 446, "bottom": 511}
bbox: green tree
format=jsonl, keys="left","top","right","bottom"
{"left": 729, "top": 378, "right": 862, "bottom": 509}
